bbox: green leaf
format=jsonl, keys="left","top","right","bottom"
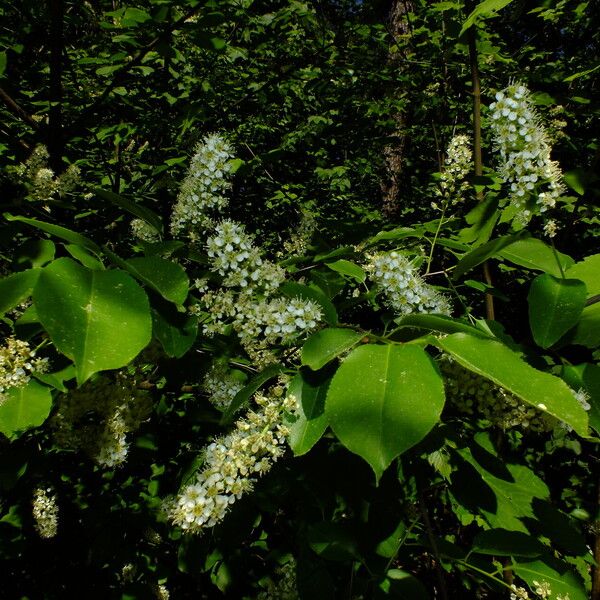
{"left": 435, "top": 333, "right": 588, "bottom": 436}
{"left": 0, "top": 270, "right": 40, "bottom": 316}
{"left": 0, "top": 380, "right": 52, "bottom": 439}
{"left": 326, "top": 344, "right": 445, "bottom": 481}
{"left": 0, "top": 51, "right": 6, "bottom": 76}
{"left": 514, "top": 559, "right": 587, "bottom": 600}
{"left": 498, "top": 237, "right": 574, "bottom": 276}
{"left": 472, "top": 529, "right": 545, "bottom": 557}
{"left": 394, "top": 314, "right": 490, "bottom": 338}
{"left": 367, "top": 227, "right": 417, "bottom": 246}
{"left": 301, "top": 328, "right": 363, "bottom": 370}
{"left": 127, "top": 257, "right": 189, "bottom": 305}
{"left": 33, "top": 258, "right": 151, "bottom": 384}
{"left": 15, "top": 239, "right": 55, "bottom": 268}
{"left": 460, "top": 0, "right": 516, "bottom": 36}
{"left": 570, "top": 302, "right": 600, "bottom": 348}
{"left": 65, "top": 244, "right": 104, "bottom": 270}
{"left": 151, "top": 307, "right": 197, "bottom": 358}
{"left": 220, "top": 364, "right": 283, "bottom": 425}
{"left": 454, "top": 435, "right": 549, "bottom": 532}
{"left": 5, "top": 214, "right": 102, "bottom": 255}
{"left": 286, "top": 372, "right": 330, "bottom": 456}
{"left": 325, "top": 260, "right": 366, "bottom": 283}
{"left": 561, "top": 364, "right": 600, "bottom": 435}
{"left": 566, "top": 254, "right": 600, "bottom": 296}
{"left": 95, "top": 188, "right": 163, "bottom": 234}
{"left": 453, "top": 235, "right": 518, "bottom": 280}
{"left": 307, "top": 522, "right": 359, "bottom": 561}
{"left": 527, "top": 274, "right": 587, "bottom": 348}
{"left": 280, "top": 282, "right": 338, "bottom": 326}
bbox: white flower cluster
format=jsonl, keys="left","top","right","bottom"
{"left": 365, "top": 251, "right": 451, "bottom": 316}
{"left": 437, "top": 134, "right": 472, "bottom": 204}
{"left": 206, "top": 220, "right": 285, "bottom": 291}
{"left": 509, "top": 581, "right": 569, "bottom": 600}
{"left": 441, "top": 357, "right": 555, "bottom": 432}
{"left": 15, "top": 144, "right": 80, "bottom": 201}
{"left": 282, "top": 213, "right": 316, "bottom": 256}
{"left": 257, "top": 559, "right": 299, "bottom": 600}
{"left": 131, "top": 218, "right": 160, "bottom": 243}
{"left": 166, "top": 386, "right": 297, "bottom": 533}
{"left": 170, "top": 134, "right": 235, "bottom": 236}
{"left": 0, "top": 336, "right": 49, "bottom": 405}
{"left": 202, "top": 363, "right": 244, "bottom": 411}
{"left": 32, "top": 487, "right": 59, "bottom": 539}
{"left": 51, "top": 374, "right": 152, "bottom": 468}
{"left": 489, "top": 82, "right": 565, "bottom": 225}
{"left": 156, "top": 584, "right": 170, "bottom": 600}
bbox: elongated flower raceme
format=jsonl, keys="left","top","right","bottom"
{"left": 32, "top": 487, "right": 59, "bottom": 539}
{"left": 489, "top": 82, "right": 565, "bottom": 226}
{"left": 166, "top": 387, "right": 297, "bottom": 533}
{"left": 366, "top": 251, "right": 451, "bottom": 316}
{"left": 170, "top": 134, "right": 235, "bottom": 236}
{"left": 436, "top": 134, "right": 472, "bottom": 205}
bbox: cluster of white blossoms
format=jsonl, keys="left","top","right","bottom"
{"left": 257, "top": 559, "right": 299, "bottom": 600}
{"left": 166, "top": 385, "right": 297, "bottom": 533}
{"left": 206, "top": 220, "right": 285, "bottom": 291}
{"left": 509, "top": 581, "right": 569, "bottom": 600}
{"left": 32, "top": 487, "right": 59, "bottom": 539}
{"left": 130, "top": 218, "right": 160, "bottom": 243}
{"left": 281, "top": 212, "right": 316, "bottom": 257}
{"left": 170, "top": 133, "right": 235, "bottom": 237}
{"left": 15, "top": 144, "right": 80, "bottom": 202}
{"left": 436, "top": 134, "right": 472, "bottom": 205}
{"left": 0, "top": 336, "right": 49, "bottom": 405}
{"left": 365, "top": 251, "right": 451, "bottom": 316}
{"left": 202, "top": 363, "right": 244, "bottom": 411}
{"left": 489, "top": 82, "right": 565, "bottom": 226}
{"left": 51, "top": 373, "right": 152, "bottom": 468}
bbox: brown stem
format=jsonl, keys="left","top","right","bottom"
{"left": 466, "top": 3, "right": 495, "bottom": 322}
{"left": 48, "top": 0, "right": 64, "bottom": 167}
{"left": 418, "top": 494, "right": 449, "bottom": 600}
{"left": 0, "top": 86, "right": 40, "bottom": 130}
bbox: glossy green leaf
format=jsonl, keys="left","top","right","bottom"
{"left": 566, "top": 254, "right": 600, "bottom": 296}
{"left": 527, "top": 274, "right": 587, "bottom": 348}
{"left": 498, "top": 237, "right": 574, "bottom": 276}
{"left": 0, "top": 380, "right": 52, "bottom": 439}
{"left": 472, "top": 529, "right": 545, "bottom": 557}
{"left": 94, "top": 188, "right": 163, "bottom": 234}
{"left": 435, "top": 333, "right": 588, "bottom": 435}
{"left": 5, "top": 214, "right": 102, "bottom": 255}
{"left": 15, "top": 239, "right": 55, "bottom": 268}
{"left": 514, "top": 559, "right": 587, "bottom": 600}
{"left": 220, "top": 364, "right": 283, "bottom": 425}
{"left": 127, "top": 257, "right": 189, "bottom": 305}
{"left": 301, "top": 328, "right": 363, "bottom": 370}
{"left": 395, "top": 314, "right": 490, "bottom": 338}
{"left": 151, "top": 307, "right": 197, "bottom": 358}
{"left": 325, "top": 260, "right": 366, "bottom": 282}
{"left": 0, "top": 270, "right": 40, "bottom": 316}
{"left": 460, "top": 0, "right": 516, "bottom": 35}
{"left": 33, "top": 258, "right": 151, "bottom": 384}
{"left": 65, "top": 244, "right": 104, "bottom": 270}
{"left": 326, "top": 344, "right": 445, "bottom": 481}
{"left": 570, "top": 302, "right": 600, "bottom": 348}
{"left": 452, "top": 235, "right": 518, "bottom": 279}
{"left": 286, "top": 372, "right": 330, "bottom": 456}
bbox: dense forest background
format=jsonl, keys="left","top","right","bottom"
{"left": 0, "top": 0, "right": 599, "bottom": 598}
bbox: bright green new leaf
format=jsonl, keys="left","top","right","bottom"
{"left": 527, "top": 274, "right": 587, "bottom": 348}
{"left": 0, "top": 270, "right": 40, "bottom": 316}
{"left": 33, "top": 258, "right": 151, "bottom": 384}
{"left": 301, "top": 328, "right": 363, "bottom": 371}
{"left": 566, "top": 254, "right": 600, "bottom": 296}
{"left": 325, "top": 260, "right": 366, "bottom": 283}
{"left": 436, "top": 333, "right": 588, "bottom": 435}
{"left": 498, "top": 237, "right": 574, "bottom": 276}
{"left": 460, "top": 0, "right": 516, "bottom": 36}
{"left": 286, "top": 372, "right": 330, "bottom": 456}
{"left": 0, "top": 380, "right": 52, "bottom": 439}
{"left": 514, "top": 559, "right": 587, "bottom": 600}
{"left": 326, "top": 344, "right": 445, "bottom": 481}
